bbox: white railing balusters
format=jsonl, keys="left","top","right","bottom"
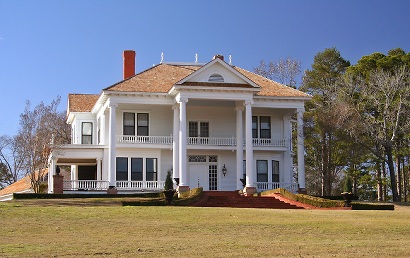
{"left": 255, "top": 182, "right": 299, "bottom": 193}
{"left": 63, "top": 180, "right": 109, "bottom": 191}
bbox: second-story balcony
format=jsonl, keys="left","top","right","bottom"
{"left": 116, "top": 135, "right": 287, "bottom": 148}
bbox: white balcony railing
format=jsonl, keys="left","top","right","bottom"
{"left": 255, "top": 182, "right": 299, "bottom": 193}
{"left": 63, "top": 180, "right": 109, "bottom": 191}
{"left": 117, "top": 135, "right": 286, "bottom": 147}
{"left": 117, "top": 135, "right": 173, "bottom": 144}
{"left": 116, "top": 181, "right": 165, "bottom": 190}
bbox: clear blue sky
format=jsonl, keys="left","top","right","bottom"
{"left": 1, "top": 0, "right": 409, "bottom": 137}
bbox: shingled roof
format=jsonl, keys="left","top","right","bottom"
{"left": 68, "top": 94, "right": 100, "bottom": 113}
{"left": 103, "top": 63, "right": 310, "bottom": 98}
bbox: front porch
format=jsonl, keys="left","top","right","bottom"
{"left": 62, "top": 180, "right": 298, "bottom": 193}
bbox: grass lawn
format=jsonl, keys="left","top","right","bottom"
{"left": 1, "top": 200, "right": 409, "bottom": 257}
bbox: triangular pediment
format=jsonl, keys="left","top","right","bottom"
{"left": 176, "top": 58, "right": 260, "bottom": 88}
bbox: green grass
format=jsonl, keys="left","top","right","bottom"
{"left": 1, "top": 200, "right": 409, "bottom": 257}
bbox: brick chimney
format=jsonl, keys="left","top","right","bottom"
{"left": 123, "top": 50, "right": 136, "bottom": 80}
{"left": 213, "top": 54, "right": 224, "bottom": 61}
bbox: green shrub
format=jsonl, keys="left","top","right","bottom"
{"left": 164, "top": 170, "right": 174, "bottom": 191}
{"left": 351, "top": 202, "right": 395, "bottom": 210}
{"left": 263, "top": 188, "right": 344, "bottom": 208}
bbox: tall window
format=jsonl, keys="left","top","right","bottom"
{"left": 189, "top": 121, "right": 209, "bottom": 137}
{"left": 116, "top": 157, "right": 128, "bottom": 181}
{"left": 257, "top": 160, "right": 268, "bottom": 182}
{"left": 260, "top": 116, "right": 271, "bottom": 138}
{"left": 252, "top": 116, "right": 258, "bottom": 138}
{"left": 131, "top": 158, "right": 143, "bottom": 181}
{"left": 146, "top": 158, "right": 157, "bottom": 181}
{"left": 82, "top": 122, "right": 93, "bottom": 144}
{"left": 123, "top": 112, "right": 135, "bottom": 135}
{"left": 137, "top": 113, "right": 149, "bottom": 136}
{"left": 272, "top": 160, "right": 280, "bottom": 182}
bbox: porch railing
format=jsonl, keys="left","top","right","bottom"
{"left": 116, "top": 181, "right": 165, "bottom": 190}
{"left": 63, "top": 180, "right": 109, "bottom": 191}
{"left": 256, "top": 182, "right": 299, "bottom": 193}
{"left": 117, "top": 135, "right": 173, "bottom": 144}
{"left": 117, "top": 135, "right": 286, "bottom": 147}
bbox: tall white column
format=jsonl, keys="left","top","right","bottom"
{"left": 108, "top": 103, "right": 117, "bottom": 187}
{"left": 48, "top": 157, "right": 56, "bottom": 193}
{"left": 297, "top": 108, "right": 306, "bottom": 191}
{"left": 96, "top": 158, "right": 102, "bottom": 181}
{"left": 244, "top": 100, "right": 256, "bottom": 195}
{"left": 235, "top": 105, "right": 244, "bottom": 190}
{"left": 100, "top": 113, "right": 106, "bottom": 145}
{"left": 172, "top": 104, "right": 180, "bottom": 180}
{"left": 178, "top": 98, "right": 189, "bottom": 191}
{"left": 282, "top": 116, "right": 292, "bottom": 183}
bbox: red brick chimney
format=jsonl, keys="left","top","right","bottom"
{"left": 123, "top": 50, "right": 136, "bottom": 80}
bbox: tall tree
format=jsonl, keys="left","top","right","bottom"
{"left": 342, "top": 66, "right": 410, "bottom": 202}
{"left": 254, "top": 57, "right": 302, "bottom": 88}
{"left": 15, "top": 97, "right": 70, "bottom": 193}
{"left": 301, "top": 47, "right": 350, "bottom": 196}
{"left": 0, "top": 135, "right": 25, "bottom": 187}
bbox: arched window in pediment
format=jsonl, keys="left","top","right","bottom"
{"left": 208, "top": 73, "right": 224, "bottom": 82}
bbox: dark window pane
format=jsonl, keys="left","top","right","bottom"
{"left": 123, "top": 113, "right": 135, "bottom": 136}
{"left": 116, "top": 157, "right": 128, "bottom": 181}
{"left": 252, "top": 116, "right": 258, "bottom": 138}
{"left": 189, "top": 122, "right": 198, "bottom": 137}
{"left": 82, "top": 122, "right": 93, "bottom": 144}
{"left": 272, "top": 160, "right": 280, "bottom": 182}
{"left": 146, "top": 158, "right": 157, "bottom": 181}
{"left": 137, "top": 113, "right": 149, "bottom": 136}
{"left": 260, "top": 116, "right": 271, "bottom": 139}
{"left": 257, "top": 160, "right": 268, "bottom": 182}
{"left": 131, "top": 158, "right": 143, "bottom": 181}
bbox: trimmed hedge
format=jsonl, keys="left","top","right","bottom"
{"left": 351, "top": 202, "right": 395, "bottom": 210}
{"left": 263, "top": 188, "right": 345, "bottom": 208}
{"left": 13, "top": 192, "right": 161, "bottom": 199}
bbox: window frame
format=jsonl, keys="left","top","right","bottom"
{"left": 272, "top": 160, "right": 280, "bottom": 182}
{"left": 256, "top": 160, "right": 268, "bottom": 182}
{"left": 146, "top": 158, "right": 157, "bottom": 181}
{"left": 116, "top": 157, "right": 128, "bottom": 181}
{"left": 81, "top": 122, "right": 93, "bottom": 144}
{"left": 123, "top": 112, "right": 136, "bottom": 136}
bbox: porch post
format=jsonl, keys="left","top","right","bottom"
{"left": 178, "top": 97, "right": 189, "bottom": 193}
{"left": 48, "top": 157, "right": 56, "bottom": 193}
{"left": 108, "top": 103, "right": 117, "bottom": 188}
{"left": 244, "top": 100, "right": 256, "bottom": 196}
{"left": 100, "top": 113, "right": 106, "bottom": 145}
{"left": 96, "top": 158, "right": 102, "bottom": 181}
{"left": 283, "top": 115, "right": 292, "bottom": 183}
{"left": 297, "top": 108, "right": 306, "bottom": 192}
{"left": 172, "top": 104, "right": 180, "bottom": 182}
{"left": 235, "top": 105, "right": 244, "bottom": 190}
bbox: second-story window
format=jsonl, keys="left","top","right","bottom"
{"left": 252, "top": 116, "right": 271, "bottom": 139}
{"left": 137, "top": 113, "right": 149, "bottom": 136}
{"left": 123, "top": 112, "right": 135, "bottom": 135}
{"left": 123, "top": 112, "right": 149, "bottom": 136}
{"left": 81, "top": 122, "right": 93, "bottom": 144}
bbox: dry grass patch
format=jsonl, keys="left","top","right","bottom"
{"left": 0, "top": 201, "right": 409, "bottom": 257}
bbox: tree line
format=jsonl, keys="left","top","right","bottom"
{"left": 255, "top": 48, "right": 410, "bottom": 202}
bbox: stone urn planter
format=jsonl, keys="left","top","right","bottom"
{"left": 341, "top": 192, "right": 354, "bottom": 207}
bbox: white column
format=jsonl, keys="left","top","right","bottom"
{"left": 282, "top": 116, "right": 292, "bottom": 183}
{"left": 172, "top": 104, "right": 180, "bottom": 180}
{"left": 235, "top": 105, "right": 244, "bottom": 190}
{"left": 96, "top": 158, "right": 102, "bottom": 181}
{"left": 178, "top": 98, "right": 188, "bottom": 188}
{"left": 100, "top": 113, "right": 106, "bottom": 145}
{"left": 245, "top": 100, "right": 255, "bottom": 190}
{"left": 48, "top": 158, "right": 56, "bottom": 193}
{"left": 297, "top": 108, "right": 306, "bottom": 190}
{"left": 108, "top": 103, "right": 117, "bottom": 187}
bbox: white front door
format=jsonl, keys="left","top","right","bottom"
{"left": 189, "top": 164, "right": 209, "bottom": 190}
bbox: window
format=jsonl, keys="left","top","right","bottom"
{"left": 146, "top": 158, "right": 157, "bottom": 181}
{"left": 137, "top": 113, "right": 149, "bottom": 136}
{"left": 188, "top": 155, "right": 207, "bottom": 162}
{"left": 243, "top": 160, "right": 246, "bottom": 180}
{"left": 209, "top": 165, "right": 218, "bottom": 190}
{"left": 82, "top": 122, "right": 93, "bottom": 144}
{"left": 252, "top": 116, "right": 258, "bottom": 138}
{"left": 208, "top": 73, "right": 224, "bottom": 82}
{"left": 189, "top": 121, "right": 209, "bottom": 137}
{"left": 131, "top": 158, "right": 143, "bottom": 181}
{"left": 189, "top": 122, "right": 198, "bottom": 137}
{"left": 272, "top": 160, "right": 280, "bottom": 182}
{"left": 257, "top": 160, "right": 268, "bottom": 182}
{"left": 123, "top": 112, "right": 135, "bottom": 135}
{"left": 260, "top": 116, "right": 271, "bottom": 138}
{"left": 116, "top": 157, "right": 128, "bottom": 181}
{"left": 252, "top": 116, "right": 271, "bottom": 139}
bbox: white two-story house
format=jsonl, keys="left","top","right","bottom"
{"left": 48, "top": 50, "right": 311, "bottom": 195}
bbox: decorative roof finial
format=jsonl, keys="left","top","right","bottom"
{"left": 195, "top": 53, "right": 198, "bottom": 63}
{"left": 229, "top": 55, "right": 232, "bottom": 65}
{"left": 160, "top": 52, "right": 164, "bottom": 64}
